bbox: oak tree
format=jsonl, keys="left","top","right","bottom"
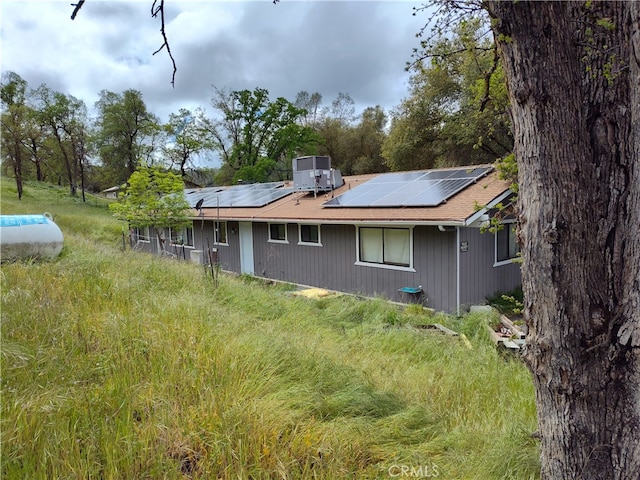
{"left": 482, "top": 2, "right": 640, "bottom": 478}
{"left": 0, "top": 72, "right": 29, "bottom": 199}
{"left": 162, "top": 107, "right": 212, "bottom": 178}
{"left": 293, "top": 90, "right": 323, "bottom": 128}
{"left": 385, "top": 16, "right": 511, "bottom": 171}
{"left": 350, "top": 105, "right": 388, "bottom": 175}
{"left": 207, "top": 87, "right": 320, "bottom": 184}
{"left": 32, "top": 85, "right": 89, "bottom": 197}
{"left": 94, "top": 89, "right": 160, "bottom": 187}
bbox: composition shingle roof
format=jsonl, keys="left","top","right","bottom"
{"left": 192, "top": 165, "right": 512, "bottom": 225}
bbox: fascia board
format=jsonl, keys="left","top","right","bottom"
{"left": 463, "top": 189, "right": 514, "bottom": 227}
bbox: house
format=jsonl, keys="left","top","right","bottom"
{"left": 133, "top": 161, "right": 521, "bottom": 313}
{"left": 101, "top": 184, "right": 124, "bottom": 199}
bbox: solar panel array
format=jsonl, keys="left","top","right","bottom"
{"left": 185, "top": 182, "right": 295, "bottom": 208}
{"left": 323, "top": 166, "right": 493, "bottom": 208}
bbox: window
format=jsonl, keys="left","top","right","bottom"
{"left": 269, "top": 223, "right": 287, "bottom": 243}
{"left": 133, "top": 226, "right": 150, "bottom": 242}
{"left": 299, "top": 224, "right": 321, "bottom": 245}
{"left": 357, "top": 227, "right": 412, "bottom": 269}
{"left": 214, "top": 221, "right": 228, "bottom": 245}
{"left": 170, "top": 226, "right": 194, "bottom": 246}
{"left": 495, "top": 222, "right": 519, "bottom": 265}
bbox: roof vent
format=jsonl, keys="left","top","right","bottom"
{"left": 292, "top": 156, "right": 343, "bottom": 194}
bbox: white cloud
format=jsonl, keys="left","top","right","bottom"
{"left": 1, "top": 0, "right": 424, "bottom": 124}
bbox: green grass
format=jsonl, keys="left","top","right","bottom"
{"left": 486, "top": 286, "right": 524, "bottom": 316}
{"left": 1, "top": 178, "right": 540, "bottom": 479}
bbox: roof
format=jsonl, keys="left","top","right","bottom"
{"left": 101, "top": 185, "right": 124, "bottom": 193}
{"left": 190, "top": 165, "right": 512, "bottom": 226}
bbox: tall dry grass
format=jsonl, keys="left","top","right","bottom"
{"left": 1, "top": 178, "right": 539, "bottom": 479}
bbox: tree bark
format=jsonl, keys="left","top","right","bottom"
{"left": 12, "top": 138, "right": 24, "bottom": 200}
{"left": 484, "top": 1, "right": 640, "bottom": 478}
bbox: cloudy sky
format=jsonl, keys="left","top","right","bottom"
{"left": 1, "top": 0, "right": 426, "bottom": 123}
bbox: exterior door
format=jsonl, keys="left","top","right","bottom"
{"left": 239, "top": 222, "right": 254, "bottom": 274}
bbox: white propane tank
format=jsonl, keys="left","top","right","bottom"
{"left": 0, "top": 213, "right": 64, "bottom": 261}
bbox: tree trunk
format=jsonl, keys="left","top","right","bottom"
{"left": 29, "top": 139, "right": 44, "bottom": 182}
{"left": 485, "top": 1, "right": 640, "bottom": 478}
{"left": 13, "top": 139, "right": 23, "bottom": 200}
{"left": 51, "top": 127, "right": 76, "bottom": 197}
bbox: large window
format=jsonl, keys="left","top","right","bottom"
{"left": 358, "top": 227, "right": 411, "bottom": 268}
{"left": 170, "top": 226, "right": 194, "bottom": 246}
{"left": 495, "top": 222, "right": 519, "bottom": 265}
{"left": 214, "top": 221, "right": 228, "bottom": 245}
{"left": 268, "top": 223, "right": 288, "bottom": 243}
{"left": 299, "top": 224, "right": 321, "bottom": 245}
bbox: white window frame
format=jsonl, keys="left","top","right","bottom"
{"left": 214, "top": 221, "right": 228, "bottom": 246}
{"left": 268, "top": 222, "right": 288, "bottom": 244}
{"left": 355, "top": 225, "right": 415, "bottom": 272}
{"left": 298, "top": 224, "right": 322, "bottom": 246}
{"left": 133, "top": 226, "right": 151, "bottom": 243}
{"left": 170, "top": 226, "right": 194, "bottom": 247}
{"left": 494, "top": 221, "right": 519, "bottom": 266}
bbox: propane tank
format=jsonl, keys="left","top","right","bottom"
{"left": 0, "top": 213, "right": 64, "bottom": 261}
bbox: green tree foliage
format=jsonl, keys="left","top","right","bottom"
{"left": 162, "top": 108, "right": 212, "bottom": 178}
{"left": 109, "top": 166, "right": 191, "bottom": 251}
{"left": 352, "top": 105, "right": 387, "bottom": 174}
{"left": 207, "top": 87, "right": 321, "bottom": 185}
{"left": 314, "top": 116, "right": 350, "bottom": 172}
{"left": 382, "top": 88, "right": 441, "bottom": 172}
{"left": 32, "top": 85, "right": 90, "bottom": 197}
{"left": 294, "top": 90, "right": 323, "bottom": 128}
{"left": 293, "top": 92, "right": 388, "bottom": 175}
{"left": 347, "top": 106, "right": 389, "bottom": 175}
{"left": 1, "top": 72, "right": 91, "bottom": 196}
{"left": 314, "top": 92, "right": 356, "bottom": 174}
{"left": 0, "top": 72, "right": 27, "bottom": 107}
{"left": 383, "top": 17, "right": 512, "bottom": 171}
{"left": 18, "top": 99, "right": 50, "bottom": 183}
{"left": 94, "top": 89, "right": 160, "bottom": 187}
{"left": 1, "top": 72, "right": 29, "bottom": 199}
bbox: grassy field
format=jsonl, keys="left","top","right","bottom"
{"left": 1, "top": 178, "right": 540, "bottom": 479}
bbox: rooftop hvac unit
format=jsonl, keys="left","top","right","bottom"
{"left": 292, "top": 156, "right": 343, "bottom": 193}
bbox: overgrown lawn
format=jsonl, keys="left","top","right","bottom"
{"left": 1, "top": 179, "right": 539, "bottom": 479}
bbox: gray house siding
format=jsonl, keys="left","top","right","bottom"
{"left": 147, "top": 219, "right": 518, "bottom": 313}
{"left": 191, "top": 220, "right": 241, "bottom": 273}
{"left": 249, "top": 223, "right": 459, "bottom": 312}
{"left": 413, "top": 226, "right": 458, "bottom": 312}
{"left": 458, "top": 227, "right": 521, "bottom": 308}
{"left": 252, "top": 223, "right": 347, "bottom": 286}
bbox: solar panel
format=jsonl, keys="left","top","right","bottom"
{"left": 186, "top": 182, "right": 294, "bottom": 208}
{"left": 323, "top": 166, "right": 493, "bottom": 207}
{"left": 366, "top": 171, "right": 429, "bottom": 184}
{"left": 185, "top": 188, "right": 225, "bottom": 208}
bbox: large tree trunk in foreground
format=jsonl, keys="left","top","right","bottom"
{"left": 485, "top": 1, "right": 640, "bottom": 478}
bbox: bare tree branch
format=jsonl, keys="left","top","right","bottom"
{"left": 408, "top": 1, "right": 490, "bottom": 71}
{"left": 151, "top": 0, "right": 177, "bottom": 88}
{"left": 479, "top": 43, "right": 499, "bottom": 112}
{"left": 70, "top": 0, "right": 85, "bottom": 20}
{"left": 70, "top": 0, "right": 281, "bottom": 87}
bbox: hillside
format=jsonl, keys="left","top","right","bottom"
{"left": 0, "top": 179, "right": 540, "bottom": 479}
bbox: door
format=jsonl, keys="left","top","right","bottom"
{"left": 239, "top": 222, "right": 254, "bottom": 274}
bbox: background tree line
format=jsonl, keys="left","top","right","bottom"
{"left": 1, "top": 21, "right": 511, "bottom": 199}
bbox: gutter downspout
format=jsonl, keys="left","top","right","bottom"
{"left": 456, "top": 226, "right": 461, "bottom": 316}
